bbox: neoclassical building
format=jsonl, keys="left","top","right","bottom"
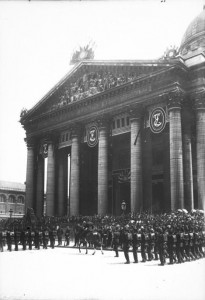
{"left": 0, "top": 181, "right": 25, "bottom": 218}
{"left": 20, "top": 8, "right": 205, "bottom": 217}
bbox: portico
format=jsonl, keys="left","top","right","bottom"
{"left": 21, "top": 8, "right": 205, "bottom": 216}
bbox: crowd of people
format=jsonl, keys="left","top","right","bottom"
{"left": 50, "top": 70, "right": 139, "bottom": 111}
{"left": 0, "top": 209, "right": 204, "bottom": 266}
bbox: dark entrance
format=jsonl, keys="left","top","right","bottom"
{"left": 112, "top": 174, "right": 130, "bottom": 216}
{"left": 152, "top": 180, "right": 164, "bottom": 213}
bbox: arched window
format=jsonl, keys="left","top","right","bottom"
{"left": 17, "top": 196, "right": 24, "bottom": 204}
{"left": 0, "top": 194, "right": 6, "bottom": 202}
{"left": 8, "top": 195, "right": 15, "bottom": 203}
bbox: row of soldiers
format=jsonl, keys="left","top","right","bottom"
{"left": 72, "top": 209, "right": 205, "bottom": 265}
{"left": 109, "top": 222, "right": 205, "bottom": 265}
{"left": 0, "top": 226, "right": 71, "bottom": 252}
{"left": 1, "top": 209, "right": 205, "bottom": 266}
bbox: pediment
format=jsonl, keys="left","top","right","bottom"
{"left": 21, "top": 59, "right": 175, "bottom": 122}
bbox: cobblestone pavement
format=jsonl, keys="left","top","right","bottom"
{"left": 0, "top": 246, "right": 205, "bottom": 300}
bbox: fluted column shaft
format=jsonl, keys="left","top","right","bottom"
{"left": 98, "top": 122, "right": 109, "bottom": 215}
{"left": 130, "top": 111, "right": 143, "bottom": 213}
{"left": 25, "top": 142, "right": 35, "bottom": 211}
{"left": 70, "top": 128, "right": 80, "bottom": 216}
{"left": 58, "top": 152, "right": 66, "bottom": 216}
{"left": 46, "top": 142, "right": 55, "bottom": 216}
{"left": 36, "top": 155, "right": 44, "bottom": 217}
{"left": 182, "top": 114, "right": 194, "bottom": 211}
{"left": 168, "top": 95, "right": 184, "bottom": 210}
{"left": 195, "top": 95, "right": 205, "bottom": 210}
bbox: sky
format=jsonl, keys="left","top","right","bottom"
{"left": 0, "top": 0, "right": 203, "bottom": 184}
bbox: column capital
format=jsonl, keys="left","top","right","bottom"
{"left": 129, "top": 104, "right": 144, "bottom": 120}
{"left": 70, "top": 123, "right": 81, "bottom": 138}
{"left": 193, "top": 91, "right": 205, "bottom": 110}
{"left": 24, "top": 137, "right": 36, "bottom": 148}
{"left": 167, "top": 89, "right": 185, "bottom": 110}
{"left": 96, "top": 116, "right": 110, "bottom": 129}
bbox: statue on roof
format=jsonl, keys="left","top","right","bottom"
{"left": 70, "top": 41, "right": 95, "bottom": 65}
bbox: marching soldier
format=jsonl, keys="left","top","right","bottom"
{"left": 132, "top": 226, "right": 141, "bottom": 263}
{"left": 34, "top": 228, "right": 40, "bottom": 250}
{"left": 27, "top": 227, "right": 35, "bottom": 250}
{"left": 147, "top": 228, "right": 155, "bottom": 261}
{"left": 14, "top": 228, "right": 21, "bottom": 251}
{"left": 57, "top": 226, "right": 64, "bottom": 246}
{"left": 122, "top": 224, "right": 131, "bottom": 264}
{"left": 2, "top": 230, "right": 7, "bottom": 247}
{"left": 184, "top": 226, "right": 191, "bottom": 261}
{"left": 141, "top": 227, "right": 148, "bottom": 262}
{"left": 112, "top": 224, "right": 121, "bottom": 257}
{"left": 176, "top": 228, "right": 184, "bottom": 263}
{"left": 189, "top": 229, "right": 196, "bottom": 260}
{"left": 64, "top": 226, "right": 70, "bottom": 246}
{"left": 0, "top": 230, "right": 4, "bottom": 252}
{"left": 49, "top": 227, "right": 57, "bottom": 249}
{"left": 42, "top": 228, "right": 50, "bottom": 249}
{"left": 20, "top": 229, "right": 27, "bottom": 250}
{"left": 6, "top": 229, "right": 12, "bottom": 251}
{"left": 167, "top": 226, "right": 175, "bottom": 264}
{"left": 157, "top": 227, "right": 167, "bottom": 266}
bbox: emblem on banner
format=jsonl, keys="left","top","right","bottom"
{"left": 40, "top": 143, "right": 48, "bottom": 158}
{"left": 150, "top": 107, "right": 166, "bottom": 133}
{"left": 87, "top": 125, "right": 98, "bottom": 147}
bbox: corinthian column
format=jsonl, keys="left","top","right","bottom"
{"left": 168, "top": 91, "right": 184, "bottom": 210}
{"left": 182, "top": 106, "right": 194, "bottom": 211}
{"left": 58, "top": 151, "right": 67, "bottom": 216}
{"left": 195, "top": 93, "right": 205, "bottom": 210}
{"left": 25, "top": 138, "right": 36, "bottom": 212}
{"left": 130, "top": 107, "right": 143, "bottom": 213}
{"left": 46, "top": 141, "right": 56, "bottom": 216}
{"left": 70, "top": 126, "right": 80, "bottom": 216}
{"left": 36, "top": 154, "right": 44, "bottom": 217}
{"left": 98, "top": 119, "right": 109, "bottom": 215}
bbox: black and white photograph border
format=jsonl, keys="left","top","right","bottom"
{"left": 0, "top": 0, "right": 205, "bottom": 300}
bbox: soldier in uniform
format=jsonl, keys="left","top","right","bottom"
{"left": 57, "top": 226, "right": 64, "bottom": 246}
{"left": 20, "top": 229, "right": 27, "bottom": 250}
{"left": 112, "top": 224, "right": 121, "bottom": 257}
{"left": 0, "top": 230, "right": 4, "bottom": 252}
{"left": 167, "top": 226, "right": 175, "bottom": 264}
{"left": 6, "top": 229, "right": 12, "bottom": 251}
{"left": 14, "top": 227, "right": 21, "bottom": 251}
{"left": 141, "top": 227, "right": 147, "bottom": 262}
{"left": 2, "top": 230, "right": 7, "bottom": 247}
{"left": 27, "top": 227, "right": 34, "bottom": 250}
{"left": 184, "top": 226, "right": 191, "bottom": 261}
{"left": 147, "top": 228, "right": 155, "bottom": 261}
{"left": 34, "top": 228, "right": 40, "bottom": 249}
{"left": 122, "top": 224, "right": 131, "bottom": 264}
{"left": 132, "top": 226, "right": 141, "bottom": 263}
{"left": 64, "top": 226, "right": 70, "bottom": 246}
{"left": 50, "top": 227, "right": 57, "bottom": 249}
{"left": 176, "top": 228, "right": 184, "bottom": 263}
{"left": 157, "top": 227, "right": 167, "bottom": 266}
{"left": 189, "top": 228, "right": 196, "bottom": 260}
{"left": 42, "top": 227, "right": 49, "bottom": 249}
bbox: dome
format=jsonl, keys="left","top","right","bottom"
{"left": 180, "top": 8, "right": 205, "bottom": 57}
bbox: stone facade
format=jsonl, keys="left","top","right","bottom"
{"left": 20, "top": 8, "right": 205, "bottom": 217}
{"left": 0, "top": 181, "right": 26, "bottom": 218}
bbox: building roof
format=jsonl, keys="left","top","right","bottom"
{"left": 180, "top": 8, "right": 205, "bottom": 57}
{"left": 0, "top": 180, "right": 25, "bottom": 192}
